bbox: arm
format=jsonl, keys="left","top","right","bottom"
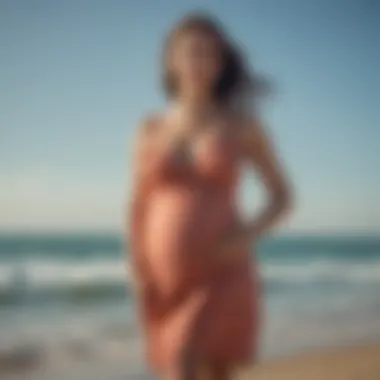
{"left": 240, "top": 117, "right": 292, "bottom": 238}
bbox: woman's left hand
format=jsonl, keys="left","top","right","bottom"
{"left": 217, "top": 223, "right": 258, "bottom": 263}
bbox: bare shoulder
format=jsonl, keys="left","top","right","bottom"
{"left": 229, "top": 111, "right": 267, "bottom": 150}
{"left": 133, "top": 111, "right": 167, "bottom": 148}
{"left": 137, "top": 112, "right": 164, "bottom": 138}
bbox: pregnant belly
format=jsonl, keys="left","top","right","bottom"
{"left": 143, "top": 186, "right": 234, "bottom": 291}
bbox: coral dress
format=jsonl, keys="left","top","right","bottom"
{"left": 130, "top": 126, "right": 260, "bottom": 372}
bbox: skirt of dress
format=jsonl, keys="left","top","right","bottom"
{"left": 137, "top": 255, "right": 260, "bottom": 372}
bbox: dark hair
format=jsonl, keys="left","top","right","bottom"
{"left": 162, "top": 12, "right": 268, "bottom": 111}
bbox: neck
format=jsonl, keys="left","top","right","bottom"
{"left": 174, "top": 94, "right": 217, "bottom": 121}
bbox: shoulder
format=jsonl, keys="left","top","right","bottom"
{"left": 228, "top": 111, "right": 277, "bottom": 160}
{"left": 228, "top": 111, "right": 265, "bottom": 146}
{"left": 133, "top": 111, "right": 166, "bottom": 145}
{"left": 138, "top": 112, "right": 164, "bottom": 136}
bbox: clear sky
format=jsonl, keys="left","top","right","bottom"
{"left": 1, "top": 0, "right": 379, "bottom": 233}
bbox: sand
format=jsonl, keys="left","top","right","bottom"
{"left": 240, "top": 343, "right": 380, "bottom": 380}
{"left": 2, "top": 343, "right": 380, "bottom": 379}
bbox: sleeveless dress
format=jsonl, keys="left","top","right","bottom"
{"left": 131, "top": 127, "right": 260, "bottom": 371}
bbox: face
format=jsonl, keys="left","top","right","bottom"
{"left": 170, "top": 30, "right": 223, "bottom": 97}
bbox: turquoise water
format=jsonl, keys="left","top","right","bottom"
{"left": 1, "top": 234, "right": 380, "bottom": 378}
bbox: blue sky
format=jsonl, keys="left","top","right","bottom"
{"left": 1, "top": 0, "right": 379, "bottom": 232}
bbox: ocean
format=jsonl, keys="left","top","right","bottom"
{"left": 1, "top": 233, "right": 380, "bottom": 379}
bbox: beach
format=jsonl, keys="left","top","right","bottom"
{"left": 1, "top": 233, "right": 380, "bottom": 379}
{"left": 2, "top": 342, "right": 380, "bottom": 379}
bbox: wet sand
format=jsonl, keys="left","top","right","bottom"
{"left": 241, "top": 343, "right": 380, "bottom": 380}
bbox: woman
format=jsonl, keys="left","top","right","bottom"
{"left": 128, "top": 12, "right": 291, "bottom": 380}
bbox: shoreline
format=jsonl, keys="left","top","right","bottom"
{"left": 1, "top": 342, "right": 380, "bottom": 379}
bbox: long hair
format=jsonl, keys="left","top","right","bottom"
{"left": 162, "top": 12, "right": 269, "bottom": 112}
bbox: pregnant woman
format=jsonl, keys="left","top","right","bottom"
{"left": 128, "top": 13, "right": 291, "bottom": 380}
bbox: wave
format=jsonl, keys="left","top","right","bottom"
{"left": 0, "top": 260, "right": 131, "bottom": 305}
{"left": 262, "top": 259, "right": 380, "bottom": 283}
{"left": 1, "top": 258, "right": 380, "bottom": 305}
